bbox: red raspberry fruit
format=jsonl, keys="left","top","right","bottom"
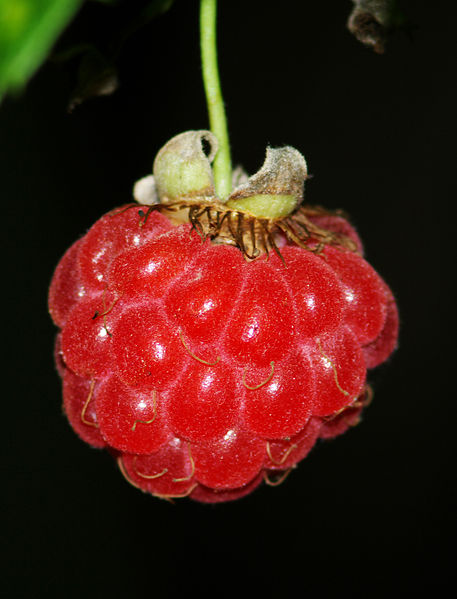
{"left": 49, "top": 133, "right": 398, "bottom": 502}
{"left": 49, "top": 206, "right": 398, "bottom": 502}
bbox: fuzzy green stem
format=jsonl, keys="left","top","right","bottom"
{"left": 200, "top": 0, "right": 232, "bottom": 199}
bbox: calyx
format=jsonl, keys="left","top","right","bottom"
{"left": 133, "top": 131, "right": 356, "bottom": 260}
{"left": 134, "top": 130, "right": 308, "bottom": 221}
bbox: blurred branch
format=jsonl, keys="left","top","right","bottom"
{"left": 347, "top": 0, "right": 405, "bottom": 53}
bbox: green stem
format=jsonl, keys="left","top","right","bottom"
{"left": 199, "top": 0, "right": 232, "bottom": 199}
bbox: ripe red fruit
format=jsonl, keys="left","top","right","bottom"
{"left": 49, "top": 201, "right": 398, "bottom": 502}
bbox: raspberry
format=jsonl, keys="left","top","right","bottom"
{"left": 49, "top": 132, "right": 398, "bottom": 503}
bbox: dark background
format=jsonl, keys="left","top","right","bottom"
{"left": 1, "top": 0, "right": 455, "bottom": 596}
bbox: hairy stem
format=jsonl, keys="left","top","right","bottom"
{"left": 200, "top": 0, "right": 232, "bottom": 199}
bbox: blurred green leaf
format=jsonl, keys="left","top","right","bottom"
{"left": 143, "top": 0, "right": 175, "bottom": 19}
{"left": 54, "top": 0, "right": 176, "bottom": 110}
{"left": 0, "top": 0, "right": 83, "bottom": 96}
{"left": 67, "top": 47, "right": 119, "bottom": 112}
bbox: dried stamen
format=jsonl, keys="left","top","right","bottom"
{"left": 109, "top": 203, "right": 137, "bottom": 218}
{"left": 316, "top": 340, "right": 350, "bottom": 398}
{"left": 117, "top": 457, "right": 142, "bottom": 490}
{"left": 80, "top": 379, "right": 98, "bottom": 428}
{"left": 178, "top": 329, "right": 221, "bottom": 366}
{"left": 152, "top": 483, "right": 198, "bottom": 502}
{"left": 138, "top": 204, "right": 156, "bottom": 227}
{"left": 133, "top": 456, "right": 168, "bottom": 480}
{"left": 101, "top": 288, "right": 120, "bottom": 337}
{"left": 263, "top": 468, "right": 293, "bottom": 487}
{"left": 323, "top": 404, "right": 348, "bottom": 422}
{"left": 131, "top": 390, "right": 158, "bottom": 431}
{"left": 352, "top": 384, "right": 374, "bottom": 408}
{"left": 100, "top": 298, "right": 119, "bottom": 318}
{"left": 242, "top": 361, "right": 275, "bottom": 390}
{"left": 266, "top": 441, "right": 298, "bottom": 466}
{"left": 135, "top": 199, "right": 358, "bottom": 264}
{"left": 172, "top": 442, "right": 195, "bottom": 483}
{"left": 118, "top": 457, "right": 197, "bottom": 500}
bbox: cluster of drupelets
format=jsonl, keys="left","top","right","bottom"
{"left": 49, "top": 205, "right": 398, "bottom": 502}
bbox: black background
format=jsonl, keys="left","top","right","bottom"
{"left": 1, "top": 1, "right": 455, "bottom": 597}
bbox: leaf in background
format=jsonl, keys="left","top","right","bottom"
{"left": 67, "top": 47, "right": 119, "bottom": 112}
{"left": 143, "top": 0, "right": 175, "bottom": 20}
{"left": 0, "top": 0, "right": 83, "bottom": 97}
{"left": 113, "top": 0, "right": 176, "bottom": 54}
{"left": 53, "top": 0, "right": 176, "bottom": 110}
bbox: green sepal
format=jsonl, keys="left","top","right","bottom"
{"left": 153, "top": 130, "right": 218, "bottom": 203}
{"left": 227, "top": 146, "right": 308, "bottom": 220}
{"left": 226, "top": 194, "right": 296, "bottom": 219}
